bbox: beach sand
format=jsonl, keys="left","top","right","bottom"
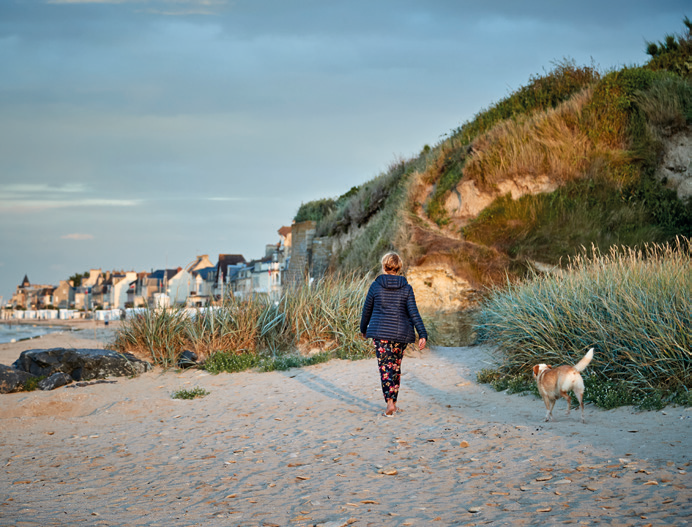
{"left": 0, "top": 331, "right": 689, "bottom": 526}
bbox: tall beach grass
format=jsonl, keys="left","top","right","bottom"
{"left": 111, "top": 273, "right": 374, "bottom": 370}
{"left": 475, "top": 237, "right": 691, "bottom": 394}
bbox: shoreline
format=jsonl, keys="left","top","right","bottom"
{"left": 0, "top": 320, "right": 118, "bottom": 365}
{"left": 0, "top": 317, "right": 119, "bottom": 328}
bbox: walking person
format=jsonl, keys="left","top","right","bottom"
{"left": 360, "top": 252, "right": 427, "bottom": 416}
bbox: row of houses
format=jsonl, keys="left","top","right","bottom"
{"left": 5, "top": 224, "right": 307, "bottom": 312}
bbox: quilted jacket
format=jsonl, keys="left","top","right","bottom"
{"left": 360, "top": 274, "right": 427, "bottom": 344}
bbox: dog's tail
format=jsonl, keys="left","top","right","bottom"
{"left": 574, "top": 348, "right": 594, "bottom": 372}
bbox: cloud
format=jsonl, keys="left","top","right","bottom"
{"left": 61, "top": 233, "right": 94, "bottom": 240}
{"left": 46, "top": 0, "right": 228, "bottom": 14}
{"left": 0, "top": 198, "right": 141, "bottom": 213}
{"left": 0, "top": 183, "right": 141, "bottom": 212}
{"left": 0, "top": 183, "right": 87, "bottom": 195}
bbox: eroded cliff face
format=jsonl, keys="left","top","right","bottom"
{"left": 407, "top": 264, "right": 477, "bottom": 312}
{"left": 657, "top": 129, "right": 692, "bottom": 201}
{"left": 443, "top": 175, "right": 558, "bottom": 224}
{"left": 406, "top": 170, "right": 559, "bottom": 311}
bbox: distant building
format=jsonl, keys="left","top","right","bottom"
{"left": 187, "top": 254, "right": 215, "bottom": 273}
{"left": 54, "top": 280, "right": 75, "bottom": 309}
{"left": 167, "top": 267, "right": 193, "bottom": 305}
{"left": 145, "top": 269, "right": 180, "bottom": 307}
{"left": 110, "top": 271, "right": 138, "bottom": 309}
{"left": 10, "top": 275, "right": 55, "bottom": 309}
{"left": 74, "top": 269, "right": 103, "bottom": 310}
{"left": 231, "top": 236, "right": 286, "bottom": 301}
{"left": 188, "top": 266, "right": 217, "bottom": 307}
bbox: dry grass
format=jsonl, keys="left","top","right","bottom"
{"left": 476, "top": 237, "right": 692, "bottom": 390}
{"left": 112, "top": 273, "right": 373, "bottom": 367}
{"left": 464, "top": 88, "right": 598, "bottom": 190}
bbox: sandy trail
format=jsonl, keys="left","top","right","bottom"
{"left": 0, "top": 338, "right": 689, "bottom": 526}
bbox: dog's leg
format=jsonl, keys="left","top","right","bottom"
{"left": 561, "top": 391, "right": 571, "bottom": 417}
{"left": 574, "top": 387, "right": 585, "bottom": 423}
{"left": 574, "top": 379, "right": 586, "bottom": 423}
{"left": 545, "top": 397, "right": 556, "bottom": 421}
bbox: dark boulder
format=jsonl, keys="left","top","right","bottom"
{"left": 0, "top": 364, "right": 37, "bottom": 394}
{"left": 177, "top": 350, "right": 198, "bottom": 369}
{"left": 38, "top": 372, "right": 73, "bottom": 391}
{"left": 12, "top": 348, "right": 151, "bottom": 381}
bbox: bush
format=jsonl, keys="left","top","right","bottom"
{"left": 172, "top": 386, "right": 209, "bottom": 400}
{"left": 475, "top": 238, "right": 692, "bottom": 393}
{"left": 645, "top": 17, "right": 692, "bottom": 78}
{"left": 294, "top": 198, "right": 337, "bottom": 223}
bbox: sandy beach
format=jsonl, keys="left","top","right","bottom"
{"left": 0, "top": 330, "right": 689, "bottom": 527}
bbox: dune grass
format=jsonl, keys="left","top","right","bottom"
{"left": 474, "top": 237, "right": 692, "bottom": 408}
{"left": 112, "top": 273, "right": 374, "bottom": 371}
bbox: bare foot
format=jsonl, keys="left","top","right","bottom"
{"left": 385, "top": 400, "right": 397, "bottom": 415}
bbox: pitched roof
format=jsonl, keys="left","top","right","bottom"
{"left": 148, "top": 269, "right": 179, "bottom": 281}
{"left": 192, "top": 266, "right": 217, "bottom": 280}
{"left": 217, "top": 254, "right": 246, "bottom": 266}
{"left": 216, "top": 254, "right": 246, "bottom": 280}
{"left": 187, "top": 254, "right": 215, "bottom": 273}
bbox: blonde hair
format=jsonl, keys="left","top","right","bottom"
{"left": 381, "top": 252, "right": 403, "bottom": 275}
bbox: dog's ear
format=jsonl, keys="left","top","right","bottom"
{"left": 532, "top": 364, "right": 540, "bottom": 376}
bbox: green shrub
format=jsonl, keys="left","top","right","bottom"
{"left": 294, "top": 198, "right": 337, "bottom": 223}
{"left": 645, "top": 17, "right": 692, "bottom": 78}
{"left": 172, "top": 386, "right": 209, "bottom": 400}
{"left": 203, "top": 352, "right": 261, "bottom": 374}
{"left": 22, "top": 376, "right": 46, "bottom": 392}
{"left": 462, "top": 176, "right": 684, "bottom": 264}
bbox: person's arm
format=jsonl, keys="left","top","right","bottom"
{"left": 360, "top": 283, "right": 376, "bottom": 336}
{"left": 406, "top": 286, "right": 427, "bottom": 348}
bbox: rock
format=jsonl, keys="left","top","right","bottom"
{"left": 177, "top": 350, "right": 198, "bottom": 369}
{"left": 656, "top": 129, "right": 692, "bottom": 201}
{"left": 12, "top": 348, "right": 151, "bottom": 381}
{"left": 38, "top": 372, "right": 73, "bottom": 391}
{"left": 0, "top": 364, "right": 37, "bottom": 394}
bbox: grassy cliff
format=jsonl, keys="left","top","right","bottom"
{"left": 295, "top": 19, "right": 692, "bottom": 287}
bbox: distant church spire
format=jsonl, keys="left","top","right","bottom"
{"left": 21, "top": 275, "right": 30, "bottom": 287}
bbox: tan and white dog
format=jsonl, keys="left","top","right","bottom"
{"left": 532, "top": 348, "right": 594, "bottom": 423}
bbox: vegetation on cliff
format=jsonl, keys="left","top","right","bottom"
{"left": 296, "top": 18, "right": 691, "bottom": 282}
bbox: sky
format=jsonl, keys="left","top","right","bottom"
{"left": 0, "top": 0, "right": 688, "bottom": 302}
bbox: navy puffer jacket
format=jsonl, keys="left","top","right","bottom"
{"left": 360, "top": 274, "right": 427, "bottom": 344}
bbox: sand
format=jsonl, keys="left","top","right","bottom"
{"left": 0, "top": 330, "right": 690, "bottom": 527}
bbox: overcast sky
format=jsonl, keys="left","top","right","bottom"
{"left": 0, "top": 0, "right": 688, "bottom": 302}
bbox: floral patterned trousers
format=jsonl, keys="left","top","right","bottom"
{"left": 373, "top": 339, "right": 407, "bottom": 403}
